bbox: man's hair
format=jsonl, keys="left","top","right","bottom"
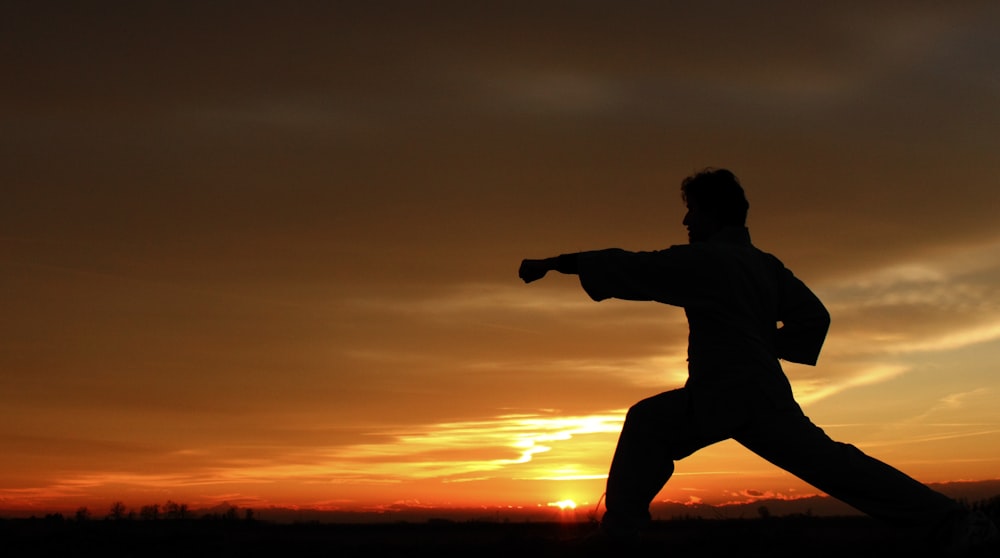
{"left": 680, "top": 168, "right": 749, "bottom": 227}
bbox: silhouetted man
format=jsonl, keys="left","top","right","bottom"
{"left": 519, "top": 168, "right": 996, "bottom": 553}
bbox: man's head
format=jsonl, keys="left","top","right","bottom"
{"left": 680, "top": 168, "right": 749, "bottom": 242}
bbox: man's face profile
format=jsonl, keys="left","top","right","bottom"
{"left": 682, "top": 200, "right": 721, "bottom": 243}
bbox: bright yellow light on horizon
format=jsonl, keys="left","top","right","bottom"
{"left": 547, "top": 499, "right": 577, "bottom": 510}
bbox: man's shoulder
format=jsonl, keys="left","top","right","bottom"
{"left": 749, "top": 244, "right": 786, "bottom": 264}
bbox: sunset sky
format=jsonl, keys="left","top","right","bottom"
{"left": 3, "top": 1, "right": 1000, "bottom": 516}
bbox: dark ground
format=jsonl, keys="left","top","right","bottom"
{"left": 3, "top": 515, "right": 996, "bottom": 557}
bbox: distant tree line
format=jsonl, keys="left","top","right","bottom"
{"left": 971, "top": 494, "right": 1000, "bottom": 517}
{"left": 33, "top": 494, "right": 999, "bottom": 525}
{"left": 725, "top": 494, "right": 1000, "bottom": 523}
{"left": 40, "top": 501, "right": 255, "bottom": 523}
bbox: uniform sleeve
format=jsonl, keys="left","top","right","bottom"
{"left": 775, "top": 266, "right": 830, "bottom": 366}
{"left": 575, "top": 247, "right": 704, "bottom": 307}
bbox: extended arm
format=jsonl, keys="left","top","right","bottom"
{"left": 522, "top": 247, "right": 699, "bottom": 305}
{"left": 518, "top": 254, "right": 579, "bottom": 283}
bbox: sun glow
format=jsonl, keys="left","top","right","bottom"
{"left": 548, "top": 499, "right": 577, "bottom": 510}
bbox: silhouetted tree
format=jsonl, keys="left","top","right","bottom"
{"left": 74, "top": 507, "right": 90, "bottom": 522}
{"left": 140, "top": 503, "right": 160, "bottom": 521}
{"left": 757, "top": 505, "right": 771, "bottom": 520}
{"left": 165, "top": 500, "right": 189, "bottom": 520}
{"left": 109, "top": 501, "right": 127, "bottom": 521}
{"left": 971, "top": 495, "right": 1000, "bottom": 517}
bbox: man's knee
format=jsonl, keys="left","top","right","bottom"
{"left": 619, "top": 390, "right": 699, "bottom": 459}
{"left": 625, "top": 389, "right": 687, "bottom": 426}
{"left": 624, "top": 398, "right": 655, "bottom": 425}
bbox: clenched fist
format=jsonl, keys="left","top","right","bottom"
{"left": 518, "top": 259, "right": 551, "bottom": 283}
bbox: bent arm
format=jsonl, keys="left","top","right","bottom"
{"left": 776, "top": 270, "right": 831, "bottom": 366}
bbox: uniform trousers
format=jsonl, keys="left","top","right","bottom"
{"left": 602, "top": 382, "right": 962, "bottom": 530}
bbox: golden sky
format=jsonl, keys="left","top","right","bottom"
{"left": 3, "top": 1, "right": 1000, "bottom": 515}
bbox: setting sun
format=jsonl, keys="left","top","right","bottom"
{"left": 548, "top": 500, "right": 577, "bottom": 511}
